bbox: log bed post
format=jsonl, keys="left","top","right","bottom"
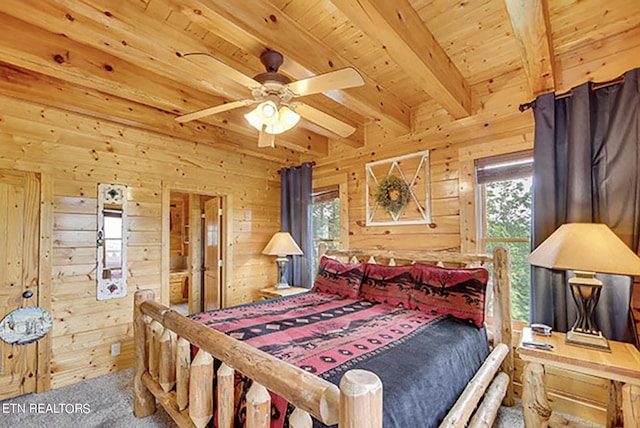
{"left": 247, "top": 382, "right": 271, "bottom": 428}
{"left": 148, "top": 320, "right": 163, "bottom": 380}
{"left": 290, "top": 408, "right": 313, "bottom": 428}
{"left": 217, "top": 363, "right": 235, "bottom": 428}
{"left": 176, "top": 337, "right": 191, "bottom": 411}
{"left": 133, "top": 289, "right": 156, "bottom": 417}
{"left": 189, "top": 350, "right": 214, "bottom": 428}
{"left": 339, "top": 369, "right": 383, "bottom": 428}
{"left": 159, "top": 328, "right": 177, "bottom": 392}
{"left": 492, "top": 246, "right": 514, "bottom": 406}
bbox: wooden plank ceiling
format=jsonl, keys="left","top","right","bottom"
{"left": 0, "top": 0, "right": 639, "bottom": 161}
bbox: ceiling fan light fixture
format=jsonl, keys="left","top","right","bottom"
{"left": 244, "top": 102, "right": 300, "bottom": 135}
{"left": 270, "top": 106, "right": 300, "bottom": 134}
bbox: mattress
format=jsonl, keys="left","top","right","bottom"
{"left": 189, "top": 291, "right": 489, "bottom": 428}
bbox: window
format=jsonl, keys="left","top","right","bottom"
{"left": 311, "top": 186, "right": 341, "bottom": 274}
{"left": 476, "top": 151, "right": 532, "bottom": 321}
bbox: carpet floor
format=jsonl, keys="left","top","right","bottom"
{"left": 0, "top": 368, "right": 600, "bottom": 427}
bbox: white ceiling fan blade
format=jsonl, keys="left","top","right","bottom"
{"left": 293, "top": 103, "right": 356, "bottom": 138}
{"left": 175, "top": 99, "right": 255, "bottom": 123}
{"left": 286, "top": 67, "right": 364, "bottom": 97}
{"left": 257, "top": 125, "right": 275, "bottom": 148}
{"left": 182, "top": 52, "right": 262, "bottom": 89}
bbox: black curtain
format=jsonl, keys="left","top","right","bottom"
{"left": 531, "top": 68, "right": 640, "bottom": 344}
{"left": 280, "top": 163, "right": 313, "bottom": 289}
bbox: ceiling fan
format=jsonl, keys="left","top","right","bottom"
{"left": 175, "top": 50, "right": 365, "bottom": 147}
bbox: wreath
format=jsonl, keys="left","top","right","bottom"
{"left": 375, "top": 175, "right": 409, "bottom": 214}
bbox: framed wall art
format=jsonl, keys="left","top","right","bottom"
{"left": 365, "top": 150, "right": 431, "bottom": 226}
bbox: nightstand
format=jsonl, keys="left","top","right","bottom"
{"left": 517, "top": 327, "right": 640, "bottom": 428}
{"left": 259, "top": 286, "right": 309, "bottom": 300}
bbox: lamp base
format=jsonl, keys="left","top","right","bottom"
{"left": 565, "top": 329, "right": 610, "bottom": 352}
{"left": 274, "top": 257, "right": 291, "bottom": 290}
{"left": 565, "top": 271, "right": 610, "bottom": 352}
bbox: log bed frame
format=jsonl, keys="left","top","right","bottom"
{"left": 133, "top": 246, "right": 514, "bottom": 428}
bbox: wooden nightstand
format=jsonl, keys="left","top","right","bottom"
{"left": 517, "top": 327, "right": 640, "bottom": 427}
{"left": 259, "top": 286, "right": 309, "bottom": 300}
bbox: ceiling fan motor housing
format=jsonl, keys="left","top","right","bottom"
{"left": 260, "top": 50, "right": 284, "bottom": 71}
{"left": 250, "top": 82, "right": 294, "bottom": 104}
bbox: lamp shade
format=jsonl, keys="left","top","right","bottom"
{"left": 262, "top": 232, "right": 303, "bottom": 257}
{"left": 525, "top": 223, "right": 640, "bottom": 276}
{"left": 244, "top": 102, "right": 300, "bottom": 135}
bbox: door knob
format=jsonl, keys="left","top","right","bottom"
{"left": 22, "top": 290, "right": 33, "bottom": 299}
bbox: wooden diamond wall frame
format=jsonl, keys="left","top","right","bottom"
{"left": 366, "top": 150, "right": 431, "bottom": 226}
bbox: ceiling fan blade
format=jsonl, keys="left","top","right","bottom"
{"left": 175, "top": 100, "right": 255, "bottom": 123}
{"left": 292, "top": 103, "right": 356, "bottom": 138}
{"left": 286, "top": 67, "right": 364, "bottom": 97}
{"left": 182, "top": 52, "right": 262, "bottom": 89}
{"left": 257, "top": 125, "right": 275, "bottom": 148}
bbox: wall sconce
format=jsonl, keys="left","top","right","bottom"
{"left": 262, "top": 232, "right": 303, "bottom": 290}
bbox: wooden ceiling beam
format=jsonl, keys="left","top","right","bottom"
{"left": 0, "top": 62, "right": 300, "bottom": 163}
{"left": 0, "top": 3, "right": 327, "bottom": 156}
{"left": 172, "top": 0, "right": 411, "bottom": 134}
{"left": 504, "top": 0, "right": 556, "bottom": 97}
{"left": 330, "top": 0, "right": 472, "bottom": 119}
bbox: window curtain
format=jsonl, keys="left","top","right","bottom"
{"left": 531, "top": 67, "right": 640, "bottom": 344}
{"left": 280, "top": 163, "right": 313, "bottom": 289}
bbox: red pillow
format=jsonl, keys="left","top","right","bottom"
{"left": 409, "top": 263, "right": 489, "bottom": 328}
{"left": 312, "top": 256, "right": 364, "bottom": 299}
{"left": 360, "top": 264, "right": 413, "bottom": 308}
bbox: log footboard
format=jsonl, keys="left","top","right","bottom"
{"left": 133, "top": 247, "right": 513, "bottom": 427}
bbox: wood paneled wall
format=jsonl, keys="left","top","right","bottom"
{"left": 0, "top": 93, "right": 282, "bottom": 389}
{"left": 311, "top": 68, "right": 534, "bottom": 254}
{"left": 309, "top": 62, "right": 637, "bottom": 425}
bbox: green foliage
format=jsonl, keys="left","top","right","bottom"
{"left": 374, "top": 175, "right": 409, "bottom": 214}
{"left": 484, "top": 179, "right": 532, "bottom": 321}
{"left": 311, "top": 198, "right": 341, "bottom": 274}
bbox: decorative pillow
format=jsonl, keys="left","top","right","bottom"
{"left": 409, "top": 263, "right": 489, "bottom": 328}
{"left": 360, "top": 264, "right": 413, "bottom": 308}
{"left": 312, "top": 256, "right": 364, "bottom": 299}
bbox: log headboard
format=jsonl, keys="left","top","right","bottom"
{"left": 320, "top": 246, "right": 515, "bottom": 408}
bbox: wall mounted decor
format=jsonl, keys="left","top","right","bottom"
{"left": 365, "top": 150, "right": 431, "bottom": 226}
{"left": 96, "top": 183, "right": 128, "bottom": 300}
{"left": 0, "top": 307, "right": 53, "bottom": 345}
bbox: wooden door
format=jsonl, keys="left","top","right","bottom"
{"left": 0, "top": 170, "right": 40, "bottom": 399}
{"left": 203, "top": 197, "right": 221, "bottom": 311}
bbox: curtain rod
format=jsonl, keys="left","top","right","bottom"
{"left": 518, "top": 75, "right": 625, "bottom": 112}
{"left": 277, "top": 161, "right": 316, "bottom": 174}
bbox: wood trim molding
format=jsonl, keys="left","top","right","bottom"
{"left": 161, "top": 181, "right": 234, "bottom": 311}
{"left": 37, "top": 171, "right": 52, "bottom": 393}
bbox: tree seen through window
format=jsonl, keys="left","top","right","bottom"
{"left": 483, "top": 178, "right": 532, "bottom": 321}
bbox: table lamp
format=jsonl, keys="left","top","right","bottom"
{"left": 525, "top": 223, "right": 640, "bottom": 351}
{"left": 262, "top": 232, "right": 304, "bottom": 289}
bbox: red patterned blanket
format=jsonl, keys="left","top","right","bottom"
{"left": 190, "top": 291, "right": 487, "bottom": 427}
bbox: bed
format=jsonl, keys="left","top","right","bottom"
{"left": 133, "top": 247, "right": 514, "bottom": 428}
